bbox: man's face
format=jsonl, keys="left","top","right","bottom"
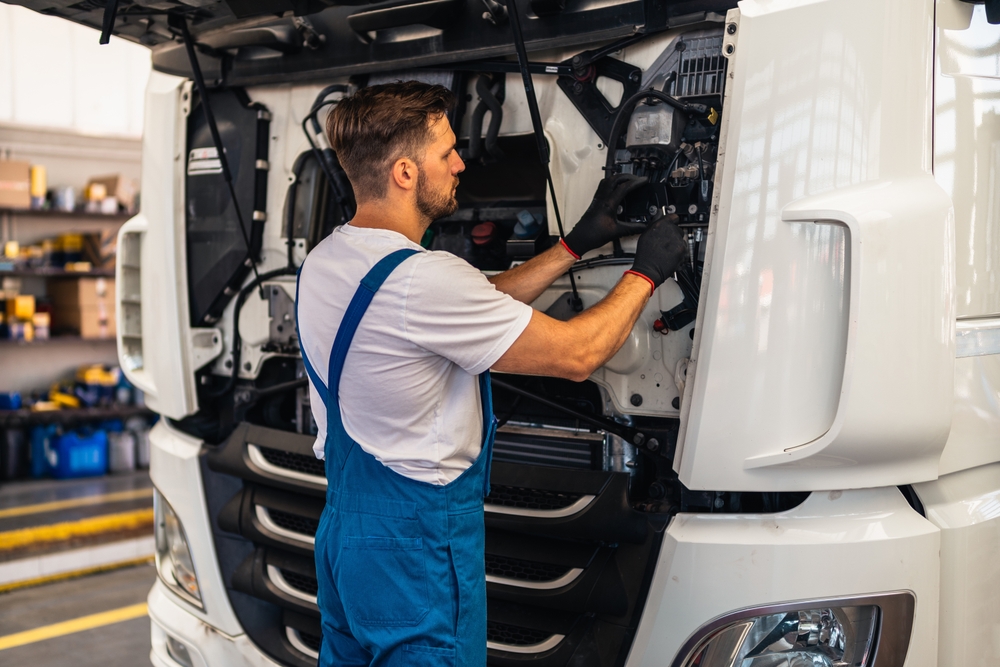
{"left": 415, "top": 115, "right": 465, "bottom": 221}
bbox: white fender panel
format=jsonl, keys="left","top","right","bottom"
{"left": 675, "top": 0, "right": 954, "bottom": 491}
{"left": 914, "top": 462, "right": 1000, "bottom": 667}
{"left": 627, "top": 488, "right": 940, "bottom": 667}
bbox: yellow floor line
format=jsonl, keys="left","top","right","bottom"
{"left": 0, "top": 488, "right": 153, "bottom": 520}
{"left": 0, "top": 509, "right": 155, "bottom": 551}
{"left": 0, "top": 555, "right": 154, "bottom": 595}
{"left": 0, "top": 602, "right": 149, "bottom": 651}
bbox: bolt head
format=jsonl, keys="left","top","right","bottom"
{"left": 630, "top": 393, "right": 643, "bottom": 407}
{"left": 648, "top": 205, "right": 658, "bottom": 216}
{"left": 646, "top": 438, "right": 660, "bottom": 452}
{"left": 714, "top": 497, "right": 725, "bottom": 508}
{"left": 629, "top": 71, "right": 640, "bottom": 83}
{"left": 632, "top": 432, "right": 646, "bottom": 446}
{"left": 725, "top": 44, "right": 735, "bottom": 55}
{"left": 727, "top": 23, "right": 737, "bottom": 34}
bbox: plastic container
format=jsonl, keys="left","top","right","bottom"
{"left": 108, "top": 429, "right": 136, "bottom": 473}
{"left": 0, "top": 391, "right": 22, "bottom": 410}
{"left": 52, "top": 429, "right": 108, "bottom": 479}
{"left": 125, "top": 416, "right": 150, "bottom": 469}
{"left": 1, "top": 428, "right": 28, "bottom": 480}
{"left": 30, "top": 424, "right": 58, "bottom": 477}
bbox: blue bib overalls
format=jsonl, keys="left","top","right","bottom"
{"left": 296, "top": 248, "right": 497, "bottom": 666}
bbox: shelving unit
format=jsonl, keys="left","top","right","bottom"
{"left": 0, "top": 164, "right": 135, "bottom": 395}
{"left": 0, "top": 335, "right": 115, "bottom": 347}
{"left": 0, "top": 208, "right": 131, "bottom": 222}
{"left": 0, "top": 268, "right": 116, "bottom": 277}
{"left": 0, "top": 405, "right": 153, "bottom": 427}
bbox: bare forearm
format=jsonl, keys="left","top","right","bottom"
{"left": 565, "top": 274, "right": 650, "bottom": 374}
{"left": 492, "top": 274, "right": 651, "bottom": 381}
{"left": 488, "top": 242, "right": 576, "bottom": 304}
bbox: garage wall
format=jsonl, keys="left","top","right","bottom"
{"left": 0, "top": 121, "right": 141, "bottom": 393}
{"left": 0, "top": 3, "right": 150, "bottom": 138}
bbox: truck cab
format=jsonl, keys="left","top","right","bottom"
{"left": 6, "top": 0, "right": 999, "bottom": 664}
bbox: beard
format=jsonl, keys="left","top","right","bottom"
{"left": 416, "top": 172, "right": 459, "bottom": 221}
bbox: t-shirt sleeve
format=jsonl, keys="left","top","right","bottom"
{"left": 403, "top": 252, "right": 533, "bottom": 375}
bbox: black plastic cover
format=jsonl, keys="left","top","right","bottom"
{"left": 186, "top": 88, "right": 269, "bottom": 326}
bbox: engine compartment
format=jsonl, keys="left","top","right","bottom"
{"left": 168, "top": 24, "right": 812, "bottom": 667}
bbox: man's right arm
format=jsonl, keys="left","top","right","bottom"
{"left": 493, "top": 217, "right": 687, "bottom": 382}
{"left": 492, "top": 273, "right": 652, "bottom": 381}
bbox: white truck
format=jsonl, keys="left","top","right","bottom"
{"left": 9, "top": 0, "right": 1000, "bottom": 664}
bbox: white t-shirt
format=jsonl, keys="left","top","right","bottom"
{"left": 296, "top": 224, "right": 532, "bottom": 484}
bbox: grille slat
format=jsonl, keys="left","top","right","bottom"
{"left": 297, "top": 631, "right": 322, "bottom": 652}
{"left": 259, "top": 446, "right": 325, "bottom": 477}
{"left": 486, "top": 485, "right": 583, "bottom": 512}
{"left": 268, "top": 507, "right": 320, "bottom": 537}
{"left": 492, "top": 432, "right": 597, "bottom": 470}
{"left": 485, "top": 554, "right": 570, "bottom": 583}
{"left": 279, "top": 569, "right": 318, "bottom": 597}
{"left": 488, "top": 621, "right": 554, "bottom": 647}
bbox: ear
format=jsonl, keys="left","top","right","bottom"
{"left": 390, "top": 157, "right": 419, "bottom": 193}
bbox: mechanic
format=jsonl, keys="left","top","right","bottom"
{"left": 295, "top": 80, "right": 686, "bottom": 666}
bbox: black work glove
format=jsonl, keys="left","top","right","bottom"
{"left": 562, "top": 174, "right": 649, "bottom": 257}
{"left": 628, "top": 216, "right": 688, "bottom": 291}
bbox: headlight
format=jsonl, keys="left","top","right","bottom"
{"left": 675, "top": 593, "right": 914, "bottom": 667}
{"left": 154, "top": 489, "right": 203, "bottom": 609}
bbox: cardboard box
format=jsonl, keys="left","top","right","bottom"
{"left": 83, "top": 230, "right": 117, "bottom": 270}
{"left": 0, "top": 161, "right": 31, "bottom": 209}
{"left": 86, "top": 174, "right": 136, "bottom": 212}
{"left": 5, "top": 294, "right": 35, "bottom": 321}
{"left": 48, "top": 277, "right": 115, "bottom": 309}
{"left": 48, "top": 277, "right": 116, "bottom": 339}
{"left": 52, "top": 305, "right": 115, "bottom": 339}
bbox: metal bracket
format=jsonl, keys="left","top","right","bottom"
{"left": 556, "top": 55, "right": 642, "bottom": 145}
{"left": 267, "top": 284, "right": 297, "bottom": 348}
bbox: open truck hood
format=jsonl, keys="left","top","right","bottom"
{"left": 1, "top": 0, "right": 729, "bottom": 86}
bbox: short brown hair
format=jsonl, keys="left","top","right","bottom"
{"left": 326, "top": 81, "right": 456, "bottom": 202}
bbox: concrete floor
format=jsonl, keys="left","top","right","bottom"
{"left": 0, "top": 563, "right": 155, "bottom": 666}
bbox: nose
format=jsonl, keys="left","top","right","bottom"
{"left": 452, "top": 151, "right": 465, "bottom": 175}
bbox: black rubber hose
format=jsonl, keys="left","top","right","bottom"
{"left": 284, "top": 154, "right": 307, "bottom": 270}
{"left": 467, "top": 77, "right": 489, "bottom": 162}
{"left": 605, "top": 88, "right": 708, "bottom": 173}
{"left": 478, "top": 76, "right": 505, "bottom": 161}
{"left": 202, "top": 266, "right": 298, "bottom": 399}
{"left": 308, "top": 84, "right": 349, "bottom": 135}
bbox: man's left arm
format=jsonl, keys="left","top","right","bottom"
{"left": 488, "top": 173, "right": 648, "bottom": 304}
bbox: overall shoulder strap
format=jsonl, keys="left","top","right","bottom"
{"left": 295, "top": 259, "right": 329, "bottom": 407}
{"left": 327, "top": 248, "right": 420, "bottom": 405}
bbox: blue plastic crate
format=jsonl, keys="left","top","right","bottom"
{"left": 52, "top": 429, "right": 108, "bottom": 479}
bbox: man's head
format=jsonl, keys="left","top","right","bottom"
{"left": 326, "top": 81, "right": 464, "bottom": 221}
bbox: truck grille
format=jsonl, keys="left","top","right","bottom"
{"left": 205, "top": 412, "right": 662, "bottom": 667}
{"left": 258, "top": 446, "right": 325, "bottom": 477}
{"left": 488, "top": 622, "right": 555, "bottom": 647}
{"left": 268, "top": 508, "right": 319, "bottom": 537}
{"left": 485, "top": 554, "right": 570, "bottom": 583}
{"left": 486, "top": 486, "right": 583, "bottom": 512}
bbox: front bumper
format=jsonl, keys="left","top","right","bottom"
{"left": 152, "top": 418, "right": 942, "bottom": 667}
{"left": 625, "top": 488, "right": 940, "bottom": 667}
{"left": 148, "top": 579, "right": 282, "bottom": 667}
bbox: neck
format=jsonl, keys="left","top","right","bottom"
{"left": 349, "top": 198, "right": 428, "bottom": 244}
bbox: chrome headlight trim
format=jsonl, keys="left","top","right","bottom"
{"left": 669, "top": 591, "right": 915, "bottom": 667}
{"left": 153, "top": 487, "right": 205, "bottom": 611}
